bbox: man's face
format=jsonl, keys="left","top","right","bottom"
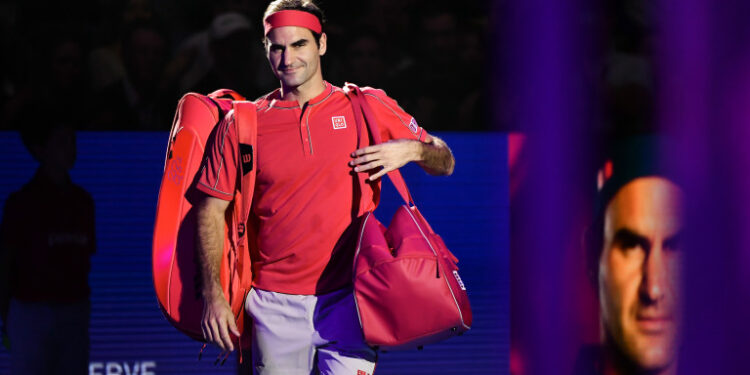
{"left": 265, "top": 26, "right": 326, "bottom": 92}
{"left": 599, "top": 177, "right": 682, "bottom": 372}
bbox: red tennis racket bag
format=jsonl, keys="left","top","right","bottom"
{"left": 345, "top": 84, "right": 472, "bottom": 350}
{"left": 152, "top": 89, "right": 257, "bottom": 350}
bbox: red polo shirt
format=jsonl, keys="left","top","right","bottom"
{"left": 197, "top": 82, "right": 429, "bottom": 295}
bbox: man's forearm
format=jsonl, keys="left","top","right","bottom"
{"left": 416, "top": 136, "right": 455, "bottom": 176}
{"left": 196, "top": 200, "right": 226, "bottom": 301}
{"left": 196, "top": 196, "right": 239, "bottom": 350}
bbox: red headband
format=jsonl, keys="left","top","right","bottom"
{"left": 263, "top": 10, "right": 322, "bottom": 36}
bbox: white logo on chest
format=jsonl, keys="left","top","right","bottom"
{"left": 332, "top": 116, "right": 347, "bottom": 129}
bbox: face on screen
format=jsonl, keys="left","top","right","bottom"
{"left": 599, "top": 177, "right": 682, "bottom": 372}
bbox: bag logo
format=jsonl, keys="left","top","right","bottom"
{"left": 167, "top": 156, "right": 184, "bottom": 185}
{"left": 239, "top": 143, "right": 253, "bottom": 175}
{"left": 332, "top": 116, "right": 347, "bottom": 129}
{"left": 357, "top": 371, "right": 370, "bottom": 375}
{"left": 408, "top": 117, "right": 419, "bottom": 133}
{"left": 453, "top": 270, "right": 466, "bottom": 291}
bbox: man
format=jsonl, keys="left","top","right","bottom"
{"left": 575, "top": 138, "right": 682, "bottom": 375}
{"left": 0, "top": 119, "right": 95, "bottom": 374}
{"left": 195, "top": 1, "right": 455, "bottom": 374}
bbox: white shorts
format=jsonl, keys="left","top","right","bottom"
{"left": 245, "top": 287, "right": 376, "bottom": 375}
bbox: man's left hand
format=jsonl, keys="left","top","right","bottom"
{"left": 350, "top": 139, "right": 420, "bottom": 181}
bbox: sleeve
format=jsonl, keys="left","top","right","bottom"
{"left": 195, "top": 110, "right": 239, "bottom": 201}
{"left": 361, "top": 88, "right": 430, "bottom": 143}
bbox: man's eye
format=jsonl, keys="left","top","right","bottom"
{"left": 612, "top": 230, "right": 647, "bottom": 252}
{"left": 620, "top": 237, "right": 640, "bottom": 250}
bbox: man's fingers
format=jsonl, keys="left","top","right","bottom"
{"left": 209, "top": 321, "right": 226, "bottom": 351}
{"left": 217, "top": 317, "right": 235, "bottom": 351}
{"left": 351, "top": 144, "right": 382, "bottom": 157}
{"left": 368, "top": 166, "right": 392, "bottom": 181}
{"left": 202, "top": 321, "right": 214, "bottom": 345}
{"left": 354, "top": 160, "right": 382, "bottom": 172}
{"left": 201, "top": 324, "right": 208, "bottom": 342}
{"left": 350, "top": 153, "right": 379, "bottom": 166}
{"left": 205, "top": 316, "right": 230, "bottom": 351}
{"left": 228, "top": 317, "right": 240, "bottom": 337}
{"left": 206, "top": 323, "right": 221, "bottom": 348}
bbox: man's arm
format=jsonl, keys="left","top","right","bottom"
{"left": 350, "top": 134, "right": 455, "bottom": 181}
{"left": 196, "top": 195, "right": 239, "bottom": 352}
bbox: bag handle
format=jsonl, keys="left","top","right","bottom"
{"left": 344, "top": 83, "right": 415, "bottom": 206}
{"left": 208, "top": 89, "right": 245, "bottom": 101}
{"left": 230, "top": 101, "right": 257, "bottom": 290}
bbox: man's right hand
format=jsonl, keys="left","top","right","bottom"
{"left": 196, "top": 196, "right": 236, "bottom": 351}
{"left": 201, "top": 293, "right": 241, "bottom": 352}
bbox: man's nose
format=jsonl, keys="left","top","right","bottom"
{"left": 282, "top": 49, "right": 294, "bottom": 66}
{"left": 640, "top": 243, "right": 669, "bottom": 304}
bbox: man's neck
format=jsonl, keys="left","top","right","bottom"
{"left": 280, "top": 78, "right": 326, "bottom": 107}
{"left": 37, "top": 164, "right": 72, "bottom": 188}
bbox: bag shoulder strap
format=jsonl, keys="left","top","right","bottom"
{"left": 343, "top": 83, "right": 415, "bottom": 206}
{"left": 227, "top": 100, "right": 258, "bottom": 293}
{"left": 232, "top": 100, "right": 258, "bottom": 235}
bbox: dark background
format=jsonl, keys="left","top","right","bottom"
{"left": 2, "top": 0, "right": 750, "bottom": 374}
{"left": 0, "top": 0, "right": 493, "bottom": 132}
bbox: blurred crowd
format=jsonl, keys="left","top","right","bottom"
{"left": 0, "top": 0, "right": 658, "bottom": 133}
{"left": 0, "top": 0, "right": 492, "bottom": 132}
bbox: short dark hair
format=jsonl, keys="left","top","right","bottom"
{"left": 263, "top": 0, "right": 325, "bottom": 46}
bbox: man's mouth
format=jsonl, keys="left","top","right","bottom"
{"left": 635, "top": 313, "right": 674, "bottom": 334}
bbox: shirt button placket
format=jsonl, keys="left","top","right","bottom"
{"left": 300, "top": 107, "right": 314, "bottom": 156}
{"left": 295, "top": 107, "right": 311, "bottom": 156}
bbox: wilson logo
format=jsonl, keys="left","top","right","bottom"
{"left": 453, "top": 270, "right": 466, "bottom": 291}
{"left": 332, "top": 116, "right": 347, "bottom": 129}
{"left": 357, "top": 371, "right": 370, "bottom": 375}
{"left": 239, "top": 143, "right": 253, "bottom": 175}
{"left": 167, "top": 156, "right": 184, "bottom": 185}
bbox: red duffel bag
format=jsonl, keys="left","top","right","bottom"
{"left": 345, "top": 83, "right": 472, "bottom": 350}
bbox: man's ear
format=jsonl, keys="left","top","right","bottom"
{"left": 319, "top": 32, "right": 327, "bottom": 56}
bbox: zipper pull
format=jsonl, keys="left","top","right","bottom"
{"left": 435, "top": 256, "right": 440, "bottom": 278}
{"left": 198, "top": 343, "right": 207, "bottom": 360}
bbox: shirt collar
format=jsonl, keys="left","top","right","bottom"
{"left": 268, "top": 81, "right": 333, "bottom": 109}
